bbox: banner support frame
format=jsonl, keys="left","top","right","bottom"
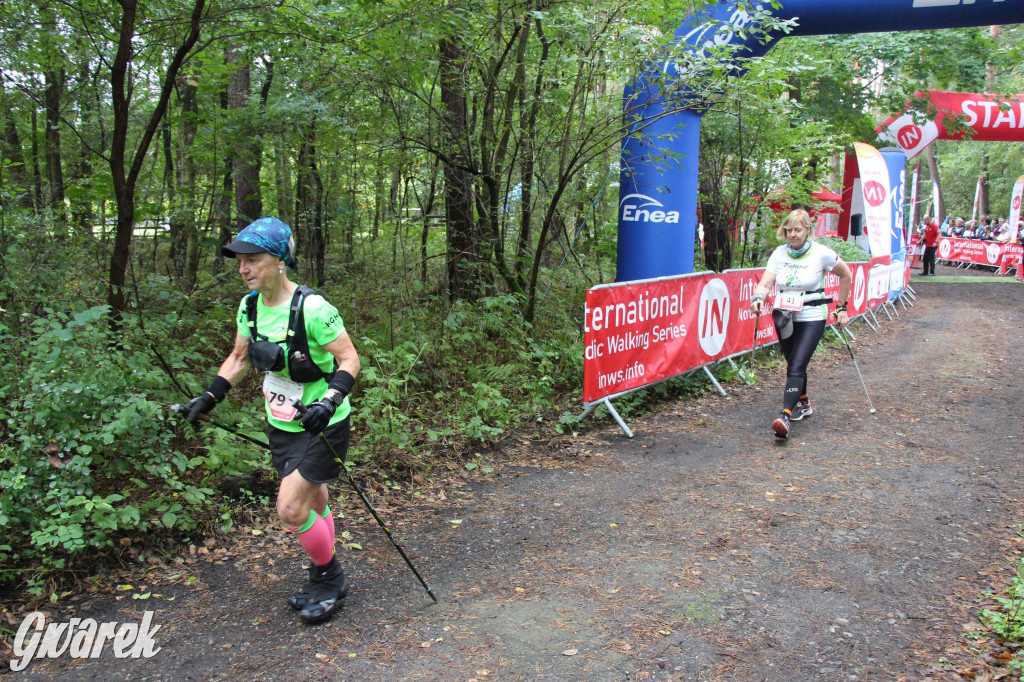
{"left": 703, "top": 365, "right": 727, "bottom": 397}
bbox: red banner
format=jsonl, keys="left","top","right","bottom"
{"left": 936, "top": 237, "right": 1022, "bottom": 270}
{"left": 584, "top": 274, "right": 704, "bottom": 402}
{"left": 584, "top": 264, "right": 878, "bottom": 404}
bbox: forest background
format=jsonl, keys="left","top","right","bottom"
{"left": 0, "top": 0, "right": 1021, "bottom": 596}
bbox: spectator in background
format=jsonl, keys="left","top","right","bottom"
{"left": 994, "top": 218, "right": 1011, "bottom": 243}
{"left": 979, "top": 216, "right": 993, "bottom": 240}
{"left": 922, "top": 215, "right": 940, "bottom": 276}
{"left": 952, "top": 218, "right": 966, "bottom": 237}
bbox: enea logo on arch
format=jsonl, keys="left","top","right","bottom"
{"left": 619, "top": 194, "right": 681, "bottom": 224}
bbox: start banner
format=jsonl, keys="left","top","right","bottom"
{"left": 878, "top": 90, "right": 1024, "bottom": 159}
{"left": 584, "top": 261, "right": 883, "bottom": 404}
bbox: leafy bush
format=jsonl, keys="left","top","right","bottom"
{"left": 979, "top": 552, "right": 1024, "bottom": 673}
{"left": 816, "top": 236, "right": 871, "bottom": 262}
{"left": 348, "top": 292, "right": 583, "bottom": 466}
{"left": 0, "top": 298, "right": 255, "bottom": 586}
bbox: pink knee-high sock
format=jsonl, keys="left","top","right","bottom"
{"left": 291, "top": 510, "right": 335, "bottom": 566}
{"left": 320, "top": 505, "right": 335, "bottom": 541}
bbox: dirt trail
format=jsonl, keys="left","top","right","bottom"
{"left": 6, "top": 269, "right": 1024, "bottom": 681}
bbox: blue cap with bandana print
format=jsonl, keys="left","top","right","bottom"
{"left": 221, "top": 217, "right": 298, "bottom": 269}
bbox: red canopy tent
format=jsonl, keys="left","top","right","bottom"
{"left": 748, "top": 184, "right": 842, "bottom": 237}
{"left": 756, "top": 185, "right": 841, "bottom": 214}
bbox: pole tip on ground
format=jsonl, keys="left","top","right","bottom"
{"left": 869, "top": 408, "right": 876, "bottom": 414}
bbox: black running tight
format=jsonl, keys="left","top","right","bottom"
{"left": 776, "top": 319, "right": 826, "bottom": 413}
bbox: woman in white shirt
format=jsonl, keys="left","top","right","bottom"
{"left": 750, "top": 210, "right": 852, "bottom": 438}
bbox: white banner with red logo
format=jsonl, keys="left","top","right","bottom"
{"left": 973, "top": 175, "right": 983, "bottom": 225}
{"left": 584, "top": 261, "right": 887, "bottom": 404}
{"left": 1009, "top": 175, "right": 1023, "bottom": 240}
{"left": 878, "top": 90, "right": 1024, "bottom": 160}
{"left": 854, "top": 143, "right": 892, "bottom": 257}
{"left": 908, "top": 164, "right": 919, "bottom": 246}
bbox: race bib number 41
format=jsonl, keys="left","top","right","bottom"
{"left": 777, "top": 291, "right": 804, "bottom": 311}
{"left": 263, "top": 372, "right": 302, "bottom": 421}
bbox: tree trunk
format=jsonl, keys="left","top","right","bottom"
{"left": 106, "top": 0, "right": 206, "bottom": 320}
{"left": 228, "top": 46, "right": 262, "bottom": 228}
{"left": 0, "top": 77, "right": 33, "bottom": 210}
{"left": 699, "top": 175, "right": 732, "bottom": 272}
{"left": 515, "top": 17, "right": 550, "bottom": 291}
{"left": 274, "top": 140, "right": 293, "bottom": 227}
{"left": 70, "top": 60, "right": 96, "bottom": 232}
{"left": 31, "top": 107, "right": 43, "bottom": 211}
{"left": 44, "top": 68, "right": 66, "bottom": 228}
{"left": 979, "top": 26, "right": 997, "bottom": 220}
{"left": 296, "top": 126, "right": 324, "bottom": 287}
{"left": 163, "top": 115, "right": 180, "bottom": 274}
{"left": 213, "top": 87, "right": 233, "bottom": 272}
{"left": 177, "top": 73, "right": 200, "bottom": 293}
{"left": 373, "top": 147, "right": 383, "bottom": 240}
{"left": 439, "top": 35, "right": 478, "bottom": 302}
{"left": 925, "top": 144, "right": 942, "bottom": 221}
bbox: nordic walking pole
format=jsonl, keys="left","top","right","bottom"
{"left": 170, "top": 404, "right": 272, "bottom": 450}
{"left": 169, "top": 403, "right": 439, "bottom": 603}
{"left": 291, "top": 400, "right": 438, "bottom": 604}
{"left": 748, "top": 310, "right": 760, "bottom": 369}
{"left": 835, "top": 328, "right": 876, "bottom": 414}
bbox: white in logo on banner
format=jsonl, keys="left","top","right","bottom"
{"left": 938, "top": 238, "right": 952, "bottom": 260}
{"left": 986, "top": 243, "right": 1001, "bottom": 265}
{"left": 853, "top": 266, "right": 866, "bottom": 309}
{"left": 868, "top": 265, "right": 889, "bottom": 301}
{"left": 698, "top": 278, "right": 730, "bottom": 356}
{"left": 618, "top": 193, "right": 680, "bottom": 224}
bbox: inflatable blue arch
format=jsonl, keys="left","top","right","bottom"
{"left": 617, "top": 0, "right": 1024, "bottom": 282}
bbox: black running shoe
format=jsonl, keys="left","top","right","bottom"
{"left": 293, "top": 557, "right": 349, "bottom": 624}
{"left": 772, "top": 412, "right": 791, "bottom": 439}
{"left": 288, "top": 565, "right": 320, "bottom": 611}
{"left": 790, "top": 399, "right": 813, "bottom": 421}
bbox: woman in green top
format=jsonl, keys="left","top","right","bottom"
{"left": 186, "top": 217, "right": 360, "bottom": 624}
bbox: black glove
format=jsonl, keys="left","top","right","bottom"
{"left": 185, "top": 376, "right": 232, "bottom": 428}
{"left": 185, "top": 393, "right": 218, "bottom": 427}
{"left": 301, "top": 398, "right": 336, "bottom": 434}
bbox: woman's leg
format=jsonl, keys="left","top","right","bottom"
{"left": 278, "top": 473, "right": 334, "bottom": 566}
{"left": 781, "top": 320, "right": 826, "bottom": 414}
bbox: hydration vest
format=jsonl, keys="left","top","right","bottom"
{"left": 245, "top": 286, "right": 337, "bottom": 384}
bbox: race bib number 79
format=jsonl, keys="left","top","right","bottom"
{"left": 263, "top": 373, "right": 302, "bottom": 421}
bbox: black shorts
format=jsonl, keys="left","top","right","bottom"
{"left": 267, "top": 416, "right": 350, "bottom": 483}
